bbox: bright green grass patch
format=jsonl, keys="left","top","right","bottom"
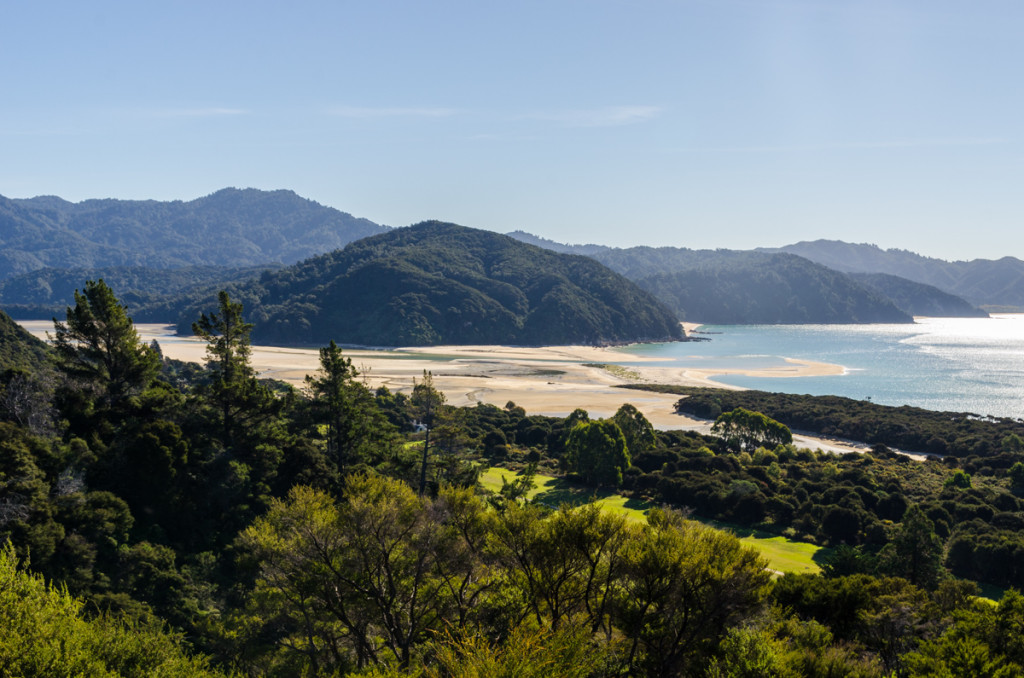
{"left": 480, "top": 468, "right": 652, "bottom": 523}
{"left": 480, "top": 467, "right": 824, "bottom": 572}
{"left": 738, "top": 535, "right": 821, "bottom": 575}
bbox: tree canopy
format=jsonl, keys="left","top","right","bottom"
{"left": 52, "top": 278, "right": 160, "bottom": 409}
{"left": 6, "top": 278, "right": 1024, "bottom": 677}
{"left": 171, "top": 221, "right": 686, "bottom": 347}
{"left": 565, "top": 419, "right": 631, "bottom": 486}
{"left": 711, "top": 407, "right": 793, "bottom": 451}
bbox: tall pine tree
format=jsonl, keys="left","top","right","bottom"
{"left": 53, "top": 279, "right": 160, "bottom": 410}
{"left": 192, "top": 291, "right": 279, "bottom": 450}
{"left": 305, "top": 340, "right": 394, "bottom": 483}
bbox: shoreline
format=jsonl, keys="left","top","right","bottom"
{"left": 17, "top": 320, "right": 865, "bottom": 454}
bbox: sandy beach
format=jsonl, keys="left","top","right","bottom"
{"left": 18, "top": 320, "right": 861, "bottom": 453}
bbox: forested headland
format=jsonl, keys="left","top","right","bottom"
{"left": 3, "top": 283, "right": 1024, "bottom": 676}
{"left": 165, "top": 221, "right": 687, "bottom": 347}
{"left": 630, "top": 252, "right": 913, "bottom": 324}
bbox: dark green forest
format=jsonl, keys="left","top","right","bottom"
{"left": 624, "top": 384, "right": 1024, "bottom": 458}
{"left": 164, "top": 222, "right": 687, "bottom": 347}
{"left": 0, "top": 308, "right": 50, "bottom": 369}
{"left": 0, "top": 264, "right": 277, "bottom": 320}
{"left": 3, "top": 286, "right": 1024, "bottom": 676}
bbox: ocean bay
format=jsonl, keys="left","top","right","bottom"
{"left": 615, "top": 314, "right": 1024, "bottom": 420}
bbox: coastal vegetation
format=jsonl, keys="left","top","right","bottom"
{"left": 4, "top": 283, "right": 1024, "bottom": 676}
{"left": 0, "top": 305, "right": 50, "bottom": 370}
{"left": 622, "top": 384, "right": 1024, "bottom": 458}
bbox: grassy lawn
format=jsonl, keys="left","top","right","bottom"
{"left": 737, "top": 533, "right": 822, "bottom": 575}
{"left": 480, "top": 467, "right": 823, "bottom": 573}
{"left": 481, "top": 467, "right": 651, "bottom": 523}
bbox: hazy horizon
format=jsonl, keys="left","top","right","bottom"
{"left": 5, "top": 186, "right": 1009, "bottom": 264}
{"left": 4, "top": 1, "right": 1022, "bottom": 260}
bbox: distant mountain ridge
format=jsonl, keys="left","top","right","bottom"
{"left": 163, "top": 222, "right": 686, "bottom": 347}
{"left": 848, "top": 272, "right": 988, "bottom": 318}
{"left": 0, "top": 188, "right": 388, "bottom": 278}
{"left": 2, "top": 188, "right": 1004, "bottom": 331}
{"left": 633, "top": 252, "right": 914, "bottom": 324}
{"left": 0, "top": 264, "right": 278, "bottom": 320}
{"left": 505, "top": 230, "right": 610, "bottom": 256}
{"left": 509, "top": 235, "right": 988, "bottom": 322}
{"left": 768, "top": 240, "right": 1024, "bottom": 310}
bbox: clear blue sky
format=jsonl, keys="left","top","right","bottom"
{"left": 3, "top": 0, "right": 1022, "bottom": 261}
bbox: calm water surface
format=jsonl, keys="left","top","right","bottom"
{"left": 614, "top": 315, "right": 1024, "bottom": 420}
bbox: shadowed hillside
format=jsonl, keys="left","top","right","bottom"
{"left": 168, "top": 221, "right": 687, "bottom": 347}
{"left": 774, "top": 240, "right": 1024, "bottom": 309}
{"left": 633, "top": 252, "right": 913, "bottom": 324}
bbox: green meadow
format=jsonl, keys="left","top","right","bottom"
{"left": 480, "top": 467, "right": 824, "bottom": 575}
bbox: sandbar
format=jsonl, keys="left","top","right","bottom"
{"left": 17, "top": 320, "right": 863, "bottom": 454}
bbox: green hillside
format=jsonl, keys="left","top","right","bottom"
{"left": 849, "top": 272, "right": 988, "bottom": 318}
{"left": 0, "top": 265, "right": 278, "bottom": 320}
{"left": 0, "top": 188, "right": 387, "bottom": 278}
{"left": 776, "top": 240, "right": 1024, "bottom": 309}
{"left": 634, "top": 252, "right": 913, "bottom": 324}
{"left": 512, "top": 234, "right": 995, "bottom": 322}
{"left": 172, "top": 221, "right": 686, "bottom": 347}
{"left": 0, "top": 308, "right": 50, "bottom": 372}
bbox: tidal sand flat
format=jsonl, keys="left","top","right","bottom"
{"left": 18, "top": 320, "right": 858, "bottom": 452}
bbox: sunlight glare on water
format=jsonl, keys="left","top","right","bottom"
{"left": 615, "top": 315, "right": 1024, "bottom": 420}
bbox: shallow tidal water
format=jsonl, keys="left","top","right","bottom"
{"left": 614, "top": 315, "right": 1024, "bottom": 420}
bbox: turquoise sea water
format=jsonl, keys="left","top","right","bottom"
{"left": 613, "top": 315, "right": 1024, "bottom": 420}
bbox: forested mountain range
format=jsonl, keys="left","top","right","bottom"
{"left": 848, "top": 272, "right": 988, "bottom": 318}
{"left": 0, "top": 188, "right": 387, "bottom": 278}
{"left": 0, "top": 264, "right": 277, "bottom": 320}
{"left": 771, "top": 240, "right": 1024, "bottom": 310}
{"left": 505, "top": 234, "right": 981, "bottom": 322}
{"left": 504, "top": 232, "right": 1024, "bottom": 312}
{"left": 0, "top": 188, "right": 1003, "bottom": 331}
{"left": 505, "top": 229, "right": 610, "bottom": 256}
{"left": 633, "top": 252, "right": 914, "bottom": 324}
{"left": 587, "top": 245, "right": 992, "bottom": 318}
{"left": 157, "top": 222, "right": 686, "bottom": 346}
